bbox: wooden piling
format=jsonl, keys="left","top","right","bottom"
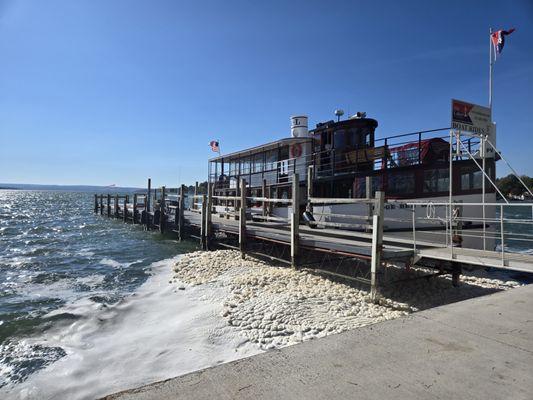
{"left": 146, "top": 178, "right": 151, "bottom": 229}
{"left": 133, "top": 194, "right": 138, "bottom": 223}
{"left": 262, "top": 179, "right": 267, "bottom": 217}
{"left": 306, "top": 166, "right": 313, "bottom": 212}
{"left": 206, "top": 182, "right": 213, "bottom": 249}
{"left": 239, "top": 178, "right": 247, "bottom": 259}
{"left": 291, "top": 173, "right": 300, "bottom": 268}
{"left": 99, "top": 195, "right": 104, "bottom": 216}
{"left": 201, "top": 193, "right": 207, "bottom": 249}
{"left": 160, "top": 186, "right": 166, "bottom": 233}
{"left": 107, "top": 194, "right": 111, "bottom": 217}
{"left": 370, "top": 191, "right": 385, "bottom": 302}
{"left": 123, "top": 195, "right": 128, "bottom": 222}
{"left": 178, "top": 184, "right": 185, "bottom": 241}
{"left": 194, "top": 182, "right": 199, "bottom": 210}
{"left": 152, "top": 189, "right": 157, "bottom": 225}
{"left": 114, "top": 195, "right": 119, "bottom": 218}
{"left": 94, "top": 194, "right": 98, "bottom": 213}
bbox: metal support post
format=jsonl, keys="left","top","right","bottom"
{"left": 370, "top": 191, "right": 384, "bottom": 302}
{"left": 306, "top": 166, "right": 313, "bottom": 213}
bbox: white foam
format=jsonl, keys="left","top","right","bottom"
{"left": 3, "top": 256, "right": 260, "bottom": 400}
{"left": 99, "top": 257, "right": 144, "bottom": 269}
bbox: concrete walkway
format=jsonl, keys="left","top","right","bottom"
{"left": 104, "top": 285, "right": 533, "bottom": 400}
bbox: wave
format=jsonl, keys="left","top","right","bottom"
{"left": 1, "top": 255, "right": 260, "bottom": 400}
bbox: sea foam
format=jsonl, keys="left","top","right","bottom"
{"left": 2, "top": 255, "right": 260, "bottom": 400}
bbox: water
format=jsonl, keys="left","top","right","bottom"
{"left": 0, "top": 190, "right": 195, "bottom": 390}
{"left": 497, "top": 204, "right": 533, "bottom": 255}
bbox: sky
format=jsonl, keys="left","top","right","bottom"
{"left": 1, "top": 0, "right": 532, "bottom": 188}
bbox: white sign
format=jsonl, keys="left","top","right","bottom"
{"left": 451, "top": 99, "right": 492, "bottom": 136}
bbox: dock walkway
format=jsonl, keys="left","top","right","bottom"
{"left": 103, "top": 284, "right": 533, "bottom": 400}
{"left": 93, "top": 178, "right": 533, "bottom": 297}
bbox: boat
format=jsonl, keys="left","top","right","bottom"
{"left": 208, "top": 112, "right": 498, "bottom": 250}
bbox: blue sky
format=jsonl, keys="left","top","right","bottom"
{"left": 1, "top": 0, "right": 532, "bottom": 187}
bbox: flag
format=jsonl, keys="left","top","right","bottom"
{"left": 491, "top": 28, "right": 515, "bottom": 60}
{"left": 209, "top": 140, "right": 220, "bottom": 153}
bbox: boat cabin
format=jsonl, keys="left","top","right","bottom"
{"left": 208, "top": 137, "right": 312, "bottom": 207}
{"left": 207, "top": 114, "right": 496, "bottom": 211}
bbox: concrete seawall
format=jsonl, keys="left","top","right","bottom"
{"left": 103, "top": 285, "right": 533, "bottom": 400}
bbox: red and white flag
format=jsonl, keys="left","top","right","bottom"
{"left": 491, "top": 28, "right": 515, "bottom": 60}
{"left": 209, "top": 140, "right": 220, "bottom": 153}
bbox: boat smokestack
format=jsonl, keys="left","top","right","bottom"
{"left": 291, "top": 115, "right": 308, "bottom": 138}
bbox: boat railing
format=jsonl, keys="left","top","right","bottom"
{"left": 383, "top": 200, "right": 533, "bottom": 265}
{"left": 313, "top": 128, "right": 481, "bottom": 178}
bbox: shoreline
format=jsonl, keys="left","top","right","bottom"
{"left": 3, "top": 249, "right": 524, "bottom": 399}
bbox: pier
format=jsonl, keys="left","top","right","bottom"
{"left": 94, "top": 172, "right": 533, "bottom": 300}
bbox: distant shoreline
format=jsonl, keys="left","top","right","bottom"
{"left": 0, "top": 184, "right": 143, "bottom": 193}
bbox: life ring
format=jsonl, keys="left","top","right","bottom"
{"left": 290, "top": 143, "right": 302, "bottom": 158}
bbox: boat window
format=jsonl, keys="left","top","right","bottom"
{"left": 241, "top": 157, "right": 251, "bottom": 175}
{"left": 388, "top": 172, "right": 415, "bottom": 195}
{"left": 266, "top": 150, "right": 278, "bottom": 171}
{"left": 280, "top": 146, "right": 289, "bottom": 161}
{"left": 250, "top": 173, "right": 263, "bottom": 187}
{"left": 365, "top": 133, "right": 372, "bottom": 146}
{"left": 229, "top": 161, "right": 237, "bottom": 177}
{"left": 353, "top": 177, "right": 367, "bottom": 198}
{"left": 279, "top": 160, "right": 289, "bottom": 176}
{"left": 334, "top": 130, "right": 346, "bottom": 150}
{"left": 253, "top": 153, "right": 263, "bottom": 173}
{"left": 321, "top": 131, "right": 332, "bottom": 151}
{"left": 461, "top": 167, "right": 483, "bottom": 190}
{"left": 423, "top": 169, "right": 449, "bottom": 193}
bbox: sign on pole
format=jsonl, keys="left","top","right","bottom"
{"left": 451, "top": 99, "right": 492, "bottom": 135}
{"left": 451, "top": 99, "right": 496, "bottom": 158}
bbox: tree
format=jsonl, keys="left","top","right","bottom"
{"left": 496, "top": 174, "right": 533, "bottom": 198}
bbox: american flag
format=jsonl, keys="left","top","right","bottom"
{"left": 491, "top": 28, "right": 515, "bottom": 60}
{"left": 209, "top": 140, "right": 220, "bottom": 154}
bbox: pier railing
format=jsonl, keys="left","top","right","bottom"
{"left": 94, "top": 174, "right": 387, "bottom": 300}
{"left": 385, "top": 200, "right": 533, "bottom": 269}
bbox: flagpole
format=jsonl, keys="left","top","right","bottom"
{"left": 489, "top": 27, "right": 493, "bottom": 109}
{"left": 485, "top": 27, "right": 493, "bottom": 250}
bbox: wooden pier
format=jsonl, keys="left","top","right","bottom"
{"left": 94, "top": 174, "right": 533, "bottom": 300}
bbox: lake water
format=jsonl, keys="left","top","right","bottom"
{"left": 0, "top": 190, "right": 198, "bottom": 394}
